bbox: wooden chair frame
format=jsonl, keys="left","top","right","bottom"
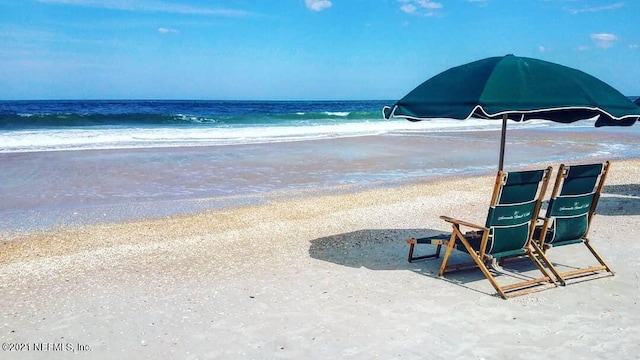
{"left": 408, "top": 168, "right": 559, "bottom": 299}
{"left": 535, "top": 162, "right": 614, "bottom": 283}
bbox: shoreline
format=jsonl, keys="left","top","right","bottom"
{"left": 2, "top": 157, "right": 639, "bottom": 270}
{"left": 1, "top": 158, "right": 639, "bottom": 357}
{"left": 2, "top": 125, "right": 640, "bottom": 235}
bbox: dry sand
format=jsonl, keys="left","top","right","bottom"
{"left": 1, "top": 159, "right": 639, "bottom": 359}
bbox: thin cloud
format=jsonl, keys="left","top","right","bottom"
{"left": 399, "top": 0, "right": 443, "bottom": 16}
{"left": 158, "top": 27, "right": 179, "bottom": 34}
{"left": 591, "top": 33, "right": 618, "bottom": 49}
{"left": 305, "top": 0, "right": 332, "bottom": 11}
{"left": 0, "top": 28, "right": 58, "bottom": 41}
{"left": 37, "top": 0, "right": 251, "bottom": 17}
{"left": 565, "top": 2, "right": 625, "bottom": 15}
{"left": 0, "top": 26, "right": 109, "bottom": 46}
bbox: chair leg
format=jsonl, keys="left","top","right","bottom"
{"left": 544, "top": 240, "right": 614, "bottom": 282}
{"left": 438, "top": 233, "right": 458, "bottom": 277}
{"left": 480, "top": 262, "right": 508, "bottom": 299}
{"left": 450, "top": 234, "right": 508, "bottom": 299}
{"left": 531, "top": 242, "right": 565, "bottom": 286}
{"left": 456, "top": 238, "right": 557, "bottom": 298}
{"left": 407, "top": 241, "right": 415, "bottom": 263}
{"left": 525, "top": 250, "right": 557, "bottom": 286}
{"left": 583, "top": 239, "right": 614, "bottom": 274}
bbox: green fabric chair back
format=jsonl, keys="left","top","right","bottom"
{"left": 460, "top": 169, "right": 546, "bottom": 258}
{"left": 545, "top": 163, "right": 604, "bottom": 245}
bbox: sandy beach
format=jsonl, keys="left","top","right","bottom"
{"left": 1, "top": 154, "right": 639, "bottom": 359}
{"left": 3, "top": 0, "right": 639, "bottom": 357}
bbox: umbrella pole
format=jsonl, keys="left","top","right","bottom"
{"left": 499, "top": 114, "right": 507, "bottom": 171}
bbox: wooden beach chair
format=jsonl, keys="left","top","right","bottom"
{"left": 407, "top": 167, "right": 558, "bottom": 299}
{"left": 533, "top": 162, "right": 614, "bottom": 284}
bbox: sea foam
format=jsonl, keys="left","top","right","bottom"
{"left": 0, "top": 118, "right": 549, "bottom": 153}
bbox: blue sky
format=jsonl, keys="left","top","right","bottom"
{"left": 1, "top": 0, "right": 638, "bottom": 100}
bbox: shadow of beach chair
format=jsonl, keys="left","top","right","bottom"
{"left": 407, "top": 167, "right": 558, "bottom": 299}
{"left": 533, "top": 162, "right": 614, "bottom": 284}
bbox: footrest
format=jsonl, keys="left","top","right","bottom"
{"left": 407, "top": 233, "right": 450, "bottom": 245}
{"left": 407, "top": 234, "right": 449, "bottom": 262}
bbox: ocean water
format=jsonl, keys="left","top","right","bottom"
{"left": 1, "top": 100, "right": 639, "bottom": 234}
{"left": 0, "top": 100, "right": 545, "bottom": 153}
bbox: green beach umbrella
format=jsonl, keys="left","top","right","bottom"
{"left": 383, "top": 54, "right": 640, "bottom": 170}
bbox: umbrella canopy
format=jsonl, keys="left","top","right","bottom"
{"left": 383, "top": 54, "right": 640, "bottom": 170}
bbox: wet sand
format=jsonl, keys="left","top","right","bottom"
{"left": 1, "top": 125, "right": 638, "bottom": 234}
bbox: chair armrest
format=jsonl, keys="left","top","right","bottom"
{"left": 439, "top": 215, "right": 487, "bottom": 231}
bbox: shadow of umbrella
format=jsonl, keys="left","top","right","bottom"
{"left": 308, "top": 228, "right": 438, "bottom": 271}
{"left": 598, "top": 184, "right": 640, "bottom": 216}
{"left": 308, "top": 228, "right": 542, "bottom": 297}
